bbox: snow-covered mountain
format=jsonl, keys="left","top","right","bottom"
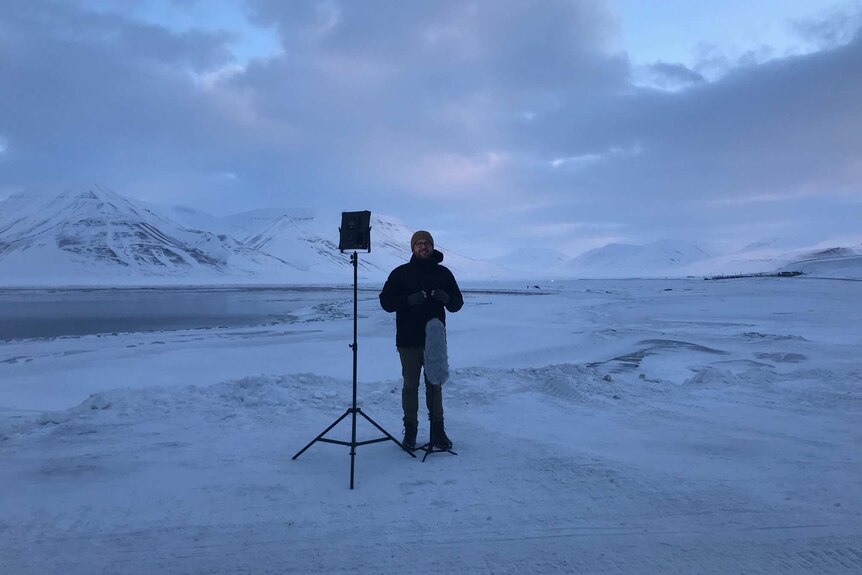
{"left": 241, "top": 211, "right": 351, "bottom": 274}
{"left": 162, "top": 205, "right": 315, "bottom": 243}
{"left": 0, "top": 186, "right": 500, "bottom": 285}
{"left": 564, "top": 240, "right": 712, "bottom": 278}
{"left": 156, "top": 197, "right": 501, "bottom": 280}
{"left": 238, "top": 210, "right": 501, "bottom": 280}
{"left": 680, "top": 241, "right": 862, "bottom": 279}
{"left": 2, "top": 185, "right": 857, "bottom": 284}
{"left": 0, "top": 185, "right": 301, "bottom": 285}
{"left": 775, "top": 245, "right": 862, "bottom": 279}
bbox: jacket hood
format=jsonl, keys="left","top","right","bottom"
{"left": 410, "top": 249, "right": 444, "bottom": 265}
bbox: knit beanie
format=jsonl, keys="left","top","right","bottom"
{"left": 410, "top": 230, "right": 434, "bottom": 250}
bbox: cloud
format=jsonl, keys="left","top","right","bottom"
{"left": 632, "top": 62, "right": 706, "bottom": 91}
{"left": 551, "top": 145, "right": 642, "bottom": 169}
{"left": 0, "top": 0, "right": 859, "bottom": 256}
{"left": 791, "top": 3, "right": 862, "bottom": 50}
{"left": 0, "top": 2, "right": 242, "bottom": 184}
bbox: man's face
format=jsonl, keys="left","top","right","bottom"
{"left": 413, "top": 239, "right": 432, "bottom": 259}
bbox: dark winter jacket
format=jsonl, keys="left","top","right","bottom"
{"left": 379, "top": 249, "right": 463, "bottom": 347}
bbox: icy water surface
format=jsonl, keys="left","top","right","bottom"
{"left": 0, "top": 286, "right": 357, "bottom": 340}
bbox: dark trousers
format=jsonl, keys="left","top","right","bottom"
{"left": 398, "top": 346, "right": 444, "bottom": 425}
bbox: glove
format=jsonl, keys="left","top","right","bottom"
{"left": 407, "top": 291, "right": 427, "bottom": 306}
{"left": 430, "top": 289, "right": 450, "bottom": 304}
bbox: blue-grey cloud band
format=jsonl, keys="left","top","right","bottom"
{"left": 0, "top": 0, "right": 859, "bottom": 256}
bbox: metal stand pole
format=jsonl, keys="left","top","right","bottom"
{"left": 293, "top": 251, "right": 415, "bottom": 489}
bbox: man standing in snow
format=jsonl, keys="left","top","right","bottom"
{"left": 379, "top": 230, "right": 464, "bottom": 451}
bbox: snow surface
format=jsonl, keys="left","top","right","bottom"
{"left": 1, "top": 277, "right": 860, "bottom": 574}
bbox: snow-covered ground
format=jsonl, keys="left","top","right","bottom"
{"left": 1, "top": 277, "right": 860, "bottom": 574}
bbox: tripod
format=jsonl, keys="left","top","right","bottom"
{"left": 293, "top": 251, "right": 415, "bottom": 489}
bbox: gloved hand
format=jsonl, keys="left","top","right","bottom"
{"left": 430, "top": 289, "right": 450, "bottom": 304}
{"left": 407, "top": 291, "right": 427, "bottom": 306}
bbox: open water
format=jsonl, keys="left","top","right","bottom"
{"left": 0, "top": 286, "right": 354, "bottom": 341}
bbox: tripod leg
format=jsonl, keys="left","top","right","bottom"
{"left": 357, "top": 409, "right": 417, "bottom": 457}
{"left": 292, "top": 408, "right": 352, "bottom": 460}
{"left": 350, "top": 405, "right": 357, "bottom": 489}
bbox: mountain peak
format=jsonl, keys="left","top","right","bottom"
{"left": 0, "top": 185, "right": 302, "bottom": 284}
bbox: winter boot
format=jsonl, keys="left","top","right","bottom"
{"left": 402, "top": 421, "right": 418, "bottom": 450}
{"left": 431, "top": 420, "right": 453, "bottom": 450}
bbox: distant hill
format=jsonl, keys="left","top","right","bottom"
{"left": 776, "top": 247, "right": 862, "bottom": 279}
{"left": 564, "top": 240, "right": 712, "bottom": 278}
{"left": 682, "top": 242, "right": 862, "bottom": 279}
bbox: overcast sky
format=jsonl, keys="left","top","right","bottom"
{"left": 1, "top": 0, "right": 860, "bottom": 257}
